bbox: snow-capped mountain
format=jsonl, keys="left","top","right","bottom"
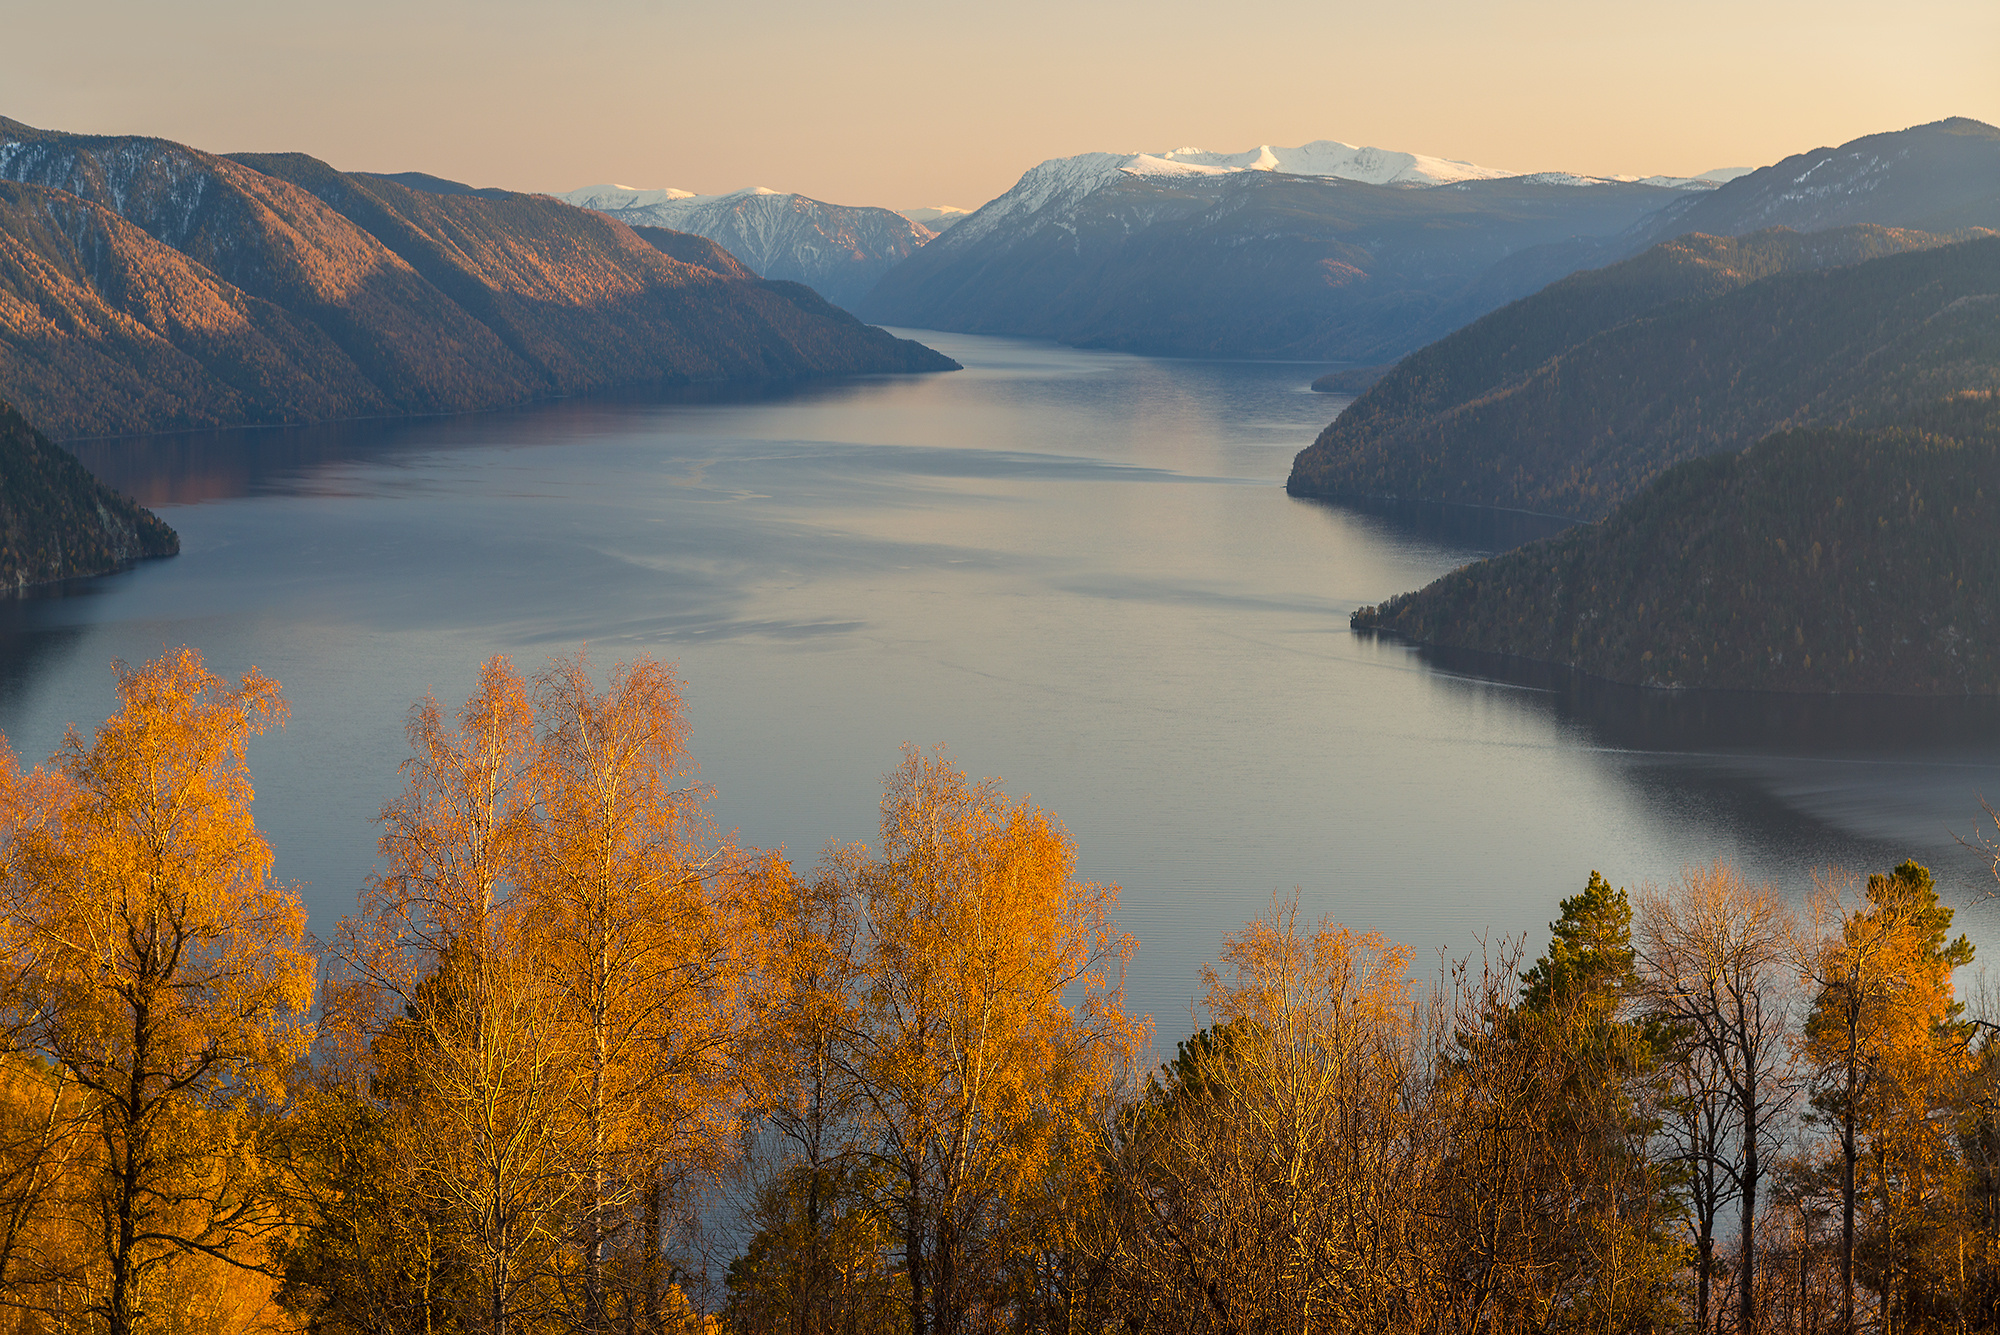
{"left": 1124, "top": 141, "right": 1520, "bottom": 185}
{"left": 552, "top": 185, "right": 932, "bottom": 310}
{"left": 899, "top": 205, "right": 969, "bottom": 231}
{"left": 859, "top": 141, "right": 1719, "bottom": 359}
{"left": 936, "top": 140, "right": 1737, "bottom": 249}
{"left": 559, "top": 184, "right": 698, "bottom": 211}
{"left": 859, "top": 124, "right": 1997, "bottom": 360}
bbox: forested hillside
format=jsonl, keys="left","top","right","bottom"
{"left": 3, "top": 647, "right": 1998, "bottom": 1334}
{"left": 1352, "top": 395, "right": 2000, "bottom": 693}
{"left": 1289, "top": 226, "right": 1993, "bottom": 518}
{"left": 0, "top": 397, "right": 175, "bottom": 587}
{"left": 0, "top": 119, "right": 955, "bottom": 440}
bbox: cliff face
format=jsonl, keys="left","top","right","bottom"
{"left": 0, "top": 119, "right": 955, "bottom": 440}
{"left": 0, "top": 398, "right": 176, "bottom": 590}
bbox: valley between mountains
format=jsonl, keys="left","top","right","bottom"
{"left": 0, "top": 112, "right": 1998, "bottom": 700}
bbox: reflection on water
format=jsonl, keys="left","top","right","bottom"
{"left": 8, "top": 329, "right": 1998, "bottom": 1038}
{"left": 1299, "top": 496, "right": 1576, "bottom": 557}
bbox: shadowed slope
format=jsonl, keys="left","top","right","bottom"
{"left": 0, "top": 397, "right": 176, "bottom": 588}
{"left": 1289, "top": 229, "right": 1998, "bottom": 519}
{"left": 1352, "top": 397, "right": 2000, "bottom": 694}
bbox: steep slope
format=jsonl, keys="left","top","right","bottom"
{"left": 554, "top": 185, "right": 934, "bottom": 310}
{"left": 1288, "top": 229, "right": 1997, "bottom": 519}
{"left": 0, "top": 179, "right": 395, "bottom": 438}
{"left": 0, "top": 398, "right": 176, "bottom": 589}
{"left": 628, "top": 224, "right": 756, "bottom": 278}
{"left": 1449, "top": 119, "right": 2000, "bottom": 335}
{"left": 1351, "top": 395, "right": 2000, "bottom": 695}
{"left": 0, "top": 118, "right": 954, "bottom": 439}
{"left": 1633, "top": 118, "right": 2000, "bottom": 246}
{"left": 861, "top": 167, "right": 1696, "bottom": 360}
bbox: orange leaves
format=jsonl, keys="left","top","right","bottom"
{"left": 0, "top": 647, "right": 310, "bottom": 1335}
{"left": 357, "top": 653, "right": 537, "bottom": 990}
{"left": 813, "top": 747, "right": 1143, "bottom": 1328}
{"left": 30, "top": 647, "right": 309, "bottom": 1092}
{"left": 1203, "top": 897, "right": 1413, "bottom": 1043}
{"left": 332, "top": 649, "right": 749, "bottom": 1335}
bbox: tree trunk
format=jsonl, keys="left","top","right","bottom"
{"left": 1841, "top": 1101, "right": 1856, "bottom": 1334}
{"left": 108, "top": 990, "right": 153, "bottom": 1335}
{"left": 904, "top": 1171, "right": 924, "bottom": 1335}
{"left": 643, "top": 1174, "right": 662, "bottom": 1335}
{"left": 1740, "top": 1051, "right": 1759, "bottom": 1335}
{"left": 586, "top": 983, "right": 608, "bottom": 1335}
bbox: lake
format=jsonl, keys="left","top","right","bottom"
{"left": 9, "top": 330, "right": 2000, "bottom": 1036}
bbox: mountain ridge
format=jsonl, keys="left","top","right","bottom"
{"left": 858, "top": 119, "right": 2000, "bottom": 362}
{"left": 859, "top": 167, "right": 1701, "bottom": 361}
{"left": 1286, "top": 227, "right": 2000, "bottom": 520}
{"left": 552, "top": 185, "right": 933, "bottom": 310}
{"left": 0, "top": 118, "right": 955, "bottom": 440}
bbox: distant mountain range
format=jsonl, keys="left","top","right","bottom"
{"left": 0, "top": 119, "right": 955, "bottom": 440}
{"left": 1287, "top": 224, "right": 1993, "bottom": 518}
{"left": 1470, "top": 118, "right": 2000, "bottom": 306}
{"left": 856, "top": 122, "right": 2000, "bottom": 361}
{"left": 858, "top": 162, "right": 1697, "bottom": 360}
{"left": 899, "top": 206, "right": 969, "bottom": 232}
{"left": 852, "top": 138, "right": 1745, "bottom": 359}
{"left": 1635, "top": 118, "right": 2000, "bottom": 243}
{"left": 554, "top": 139, "right": 1744, "bottom": 332}
{"left": 552, "top": 185, "right": 935, "bottom": 310}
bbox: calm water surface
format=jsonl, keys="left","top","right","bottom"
{"left": 8, "top": 330, "right": 2000, "bottom": 1036}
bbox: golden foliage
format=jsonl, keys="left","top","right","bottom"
{"left": 0, "top": 648, "right": 310, "bottom": 1335}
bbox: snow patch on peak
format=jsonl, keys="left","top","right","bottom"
{"left": 1139, "top": 140, "right": 1520, "bottom": 186}
{"left": 1121, "top": 154, "right": 1236, "bottom": 178}
{"left": 900, "top": 205, "right": 970, "bottom": 231}
{"left": 553, "top": 183, "right": 786, "bottom": 212}
{"left": 556, "top": 183, "right": 697, "bottom": 211}
{"left": 945, "top": 151, "right": 1135, "bottom": 245}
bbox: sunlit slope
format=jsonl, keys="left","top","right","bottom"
{"left": 1289, "top": 230, "right": 2000, "bottom": 520}
{"left": 1353, "top": 396, "right": 2000, "bottom": 694}
{"left": 0, "top": 398, "right": 176, "bottom": 587}
{"left": 0, "top": 118, "right": 954, "bottom": 439}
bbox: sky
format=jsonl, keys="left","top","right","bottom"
{"left": 8, "top": 0, "right": 1999, "bottom": 210}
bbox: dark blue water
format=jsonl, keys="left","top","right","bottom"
{"left": 8, "top": 331, "right": 1999, "bottom": 1035}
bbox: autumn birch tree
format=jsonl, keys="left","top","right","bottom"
{"left": 836, "top": 748, "right": 1138, "bottom": 1335}
{"left": 6, "top": 649, "right": 311, "bottom": 1335}
{"left": 339, "top": 656, "right": 573, "bottom": 1335}
{"left": 524, "top": 652, "right": 743, "bottom": 1333}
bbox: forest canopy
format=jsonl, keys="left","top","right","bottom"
{"left": 2, "top": 648, "right": 1999, "bottom": 1335}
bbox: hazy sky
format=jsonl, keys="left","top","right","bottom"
{"left": 9, "top": 0, "right": 1998, "bottom": 209}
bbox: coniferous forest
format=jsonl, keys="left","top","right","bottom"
{"left": 3, "top": 648, "right": 1999, "bottom": 1335}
